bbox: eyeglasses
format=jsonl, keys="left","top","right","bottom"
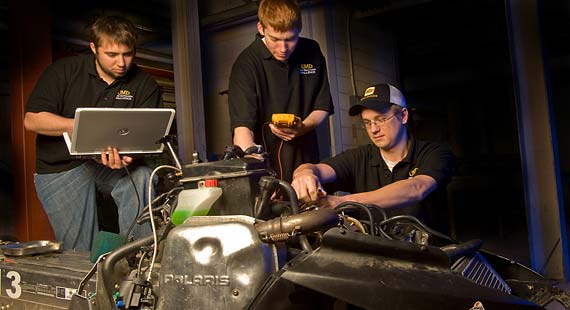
{"left": 361, "top": 114, "right": 397, "bottom": 129}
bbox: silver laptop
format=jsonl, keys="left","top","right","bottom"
{"left": 63, "top": 107, "right": 176, "bottom": 156}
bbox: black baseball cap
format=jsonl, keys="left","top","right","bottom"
{"left": 348, "top": 83, "right": 407, "bottom": 116}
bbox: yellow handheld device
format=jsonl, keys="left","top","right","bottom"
{"left": 272, "top": 113, "right": 300, "bottom": 128}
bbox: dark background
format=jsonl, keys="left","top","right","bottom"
{"left": 2, "top": 0, "right": 570, "bottom": 269}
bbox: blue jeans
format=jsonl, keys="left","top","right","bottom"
{"left": 34, "top": 161, "right": 153, "bottom": 250}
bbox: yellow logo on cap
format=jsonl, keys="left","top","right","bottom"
{"left": 409, "top": 168, "right": 418, "bottom": 177}
{"left": 364, "top": 87, "right": 376, "bottom": 97}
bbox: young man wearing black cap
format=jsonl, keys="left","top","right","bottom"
{"left": 291, "top": 83, "right": 455, "bottom": 228}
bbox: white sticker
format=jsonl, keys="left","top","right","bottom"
{"left": 56, "top": 286, "right": 77, "bottom": 300}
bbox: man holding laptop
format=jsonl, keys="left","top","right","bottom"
{"left": 24, "top": 16, "right": 163, "bottom": 250}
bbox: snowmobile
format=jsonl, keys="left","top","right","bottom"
{"left": 68, "top": 144, "right": 570, "bottom": 310}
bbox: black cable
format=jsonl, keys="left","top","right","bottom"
{"left": 379, "top": 215, "right": 457, "bottom": 243}
{"left": 356, "top": 219, "right": 392, "bottom": 240}
{"left": 124, "top": 166, "right": 142, "bottom": 240}
{"left": 277, "top": 179, "right": 301, "bottom": 215}
{"left": 334, "top": 201, "right": 380, "bottom": 236}
{"left": 391, "top": 222, "right": 429, "bottom": 242}
{"left": 101, "top": 235, "right": 154, "bottom": 308}
{"left": 162, "top": 190, "right": 181, "bottom": 218}
{"left": 261, "top": 121, "right": 287, "bottom": 180}
{"left": 275, "top": 179, "right": 312, "bottom": 253}
{"left": 139, "top": 186, "right": 183, "bottom": 217}
{"left": 135, "top": 250, "right": 149, "bottom": 278}
{"left": 261, "top": 122, "right": 271, "bottom": 155}
{"left": 277, "top": 140, "right": 285, "bottom": 179}
{"left": 77, "top": 250, "right": 108, "bottom": 295}
{"left": 254, "top": 177, "right": 279, "bottom": 218}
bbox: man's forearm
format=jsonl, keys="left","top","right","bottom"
{"left": 233, "top": 126, "right": 255, "bottom": 151}
{"left": 293, "top": 163, "right": 320, "bottom": 180}
{"left": 301, "top": 110, "right": 329, "bottom": 131}
{"left": 341, "top": 175, "right": 438, "bottom": 209}
{"left": 24, "top": 112, "right": 74, "bottom": 136}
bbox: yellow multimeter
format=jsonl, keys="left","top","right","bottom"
{"left": 272, "top": 113, "right": 300, "bottom": 128}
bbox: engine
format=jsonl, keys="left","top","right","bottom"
{"left": 68, "top": 156, "right": 570, "bottom": 310}
{"left": 156, "top": 215, "right": 284, "bottom": 309}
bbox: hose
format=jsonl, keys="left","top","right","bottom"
{"left": 101, "top": 235, "right": 154, "bottom": 309}
{"left": 255, "top": 208, "right": 340, "bottom": 237}
{"left": 276, "top": 179, "right": 312, "bottom": 252}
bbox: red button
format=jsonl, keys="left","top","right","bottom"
{"left": 204, "top": 179, "right": 218, "bottom": 187}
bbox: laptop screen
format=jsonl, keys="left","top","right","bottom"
{"left": 64, "top": 107, "right": 176, "bottom": 156}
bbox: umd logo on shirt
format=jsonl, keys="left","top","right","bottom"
{"left": 115, "top": 90, "right": 133, "bottom": 101}
{"left": 299, "top": 63, "right": 317, "bottom": 75}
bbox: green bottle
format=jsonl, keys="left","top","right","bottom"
{"left": 171, "top": 187, "right": 222, "bottom": 225}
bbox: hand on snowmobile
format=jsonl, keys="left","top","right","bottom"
{"left": 291, "top": 171, "right": 327, "bottom": 203}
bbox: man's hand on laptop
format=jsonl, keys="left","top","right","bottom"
{"left": 97, "top": 147, "right": 133, "bottom": 169}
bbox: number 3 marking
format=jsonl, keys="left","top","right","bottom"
{"left": 6, "top": 270, "right": 22, "bottom": 299}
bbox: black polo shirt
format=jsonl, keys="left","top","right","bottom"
{"left": 322, "top": 138, "right": 456, "bottom": 232}
{"left": 26, "top": 53, "right": 163, "bottom": 174}
{"left": 228, "top": 34, "right": 334, "bottom": 182}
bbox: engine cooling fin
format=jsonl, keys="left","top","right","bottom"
{"left": 452, "top": 252, "right": 512, "bottom": 295}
